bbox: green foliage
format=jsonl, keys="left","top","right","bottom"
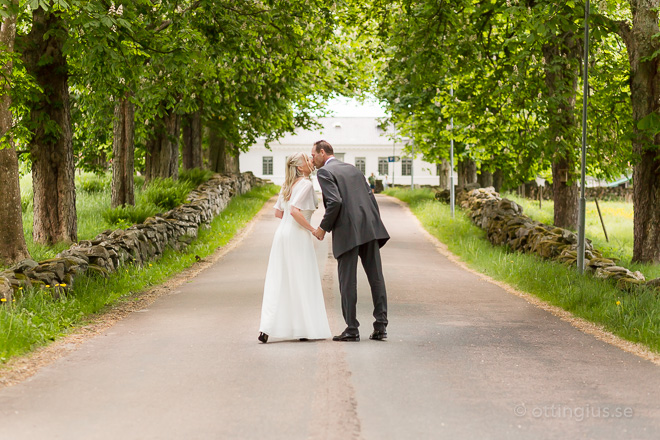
{"left": 75, "top": 173, "right": 110, "bottom": 193}
{"left": 178, "top": 168, "right": 214, "bottom": 188}
{"left": 102, "top": 204, "right": 159, "bottom": 228}
{"left": 0, "top": 184, "right": 279, "bottom": 362}
{"left": 141, "top": 178, "right": 194, "bottom": 211}
{"left": 366, "top": 0, "right": 633, "bottom": 186}
{"left": 386, "top": 188, "right": 660, "bottom": 353}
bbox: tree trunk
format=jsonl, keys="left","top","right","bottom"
{"left": 208, "top": 126, "right": 232, "bottom": 174}
{"left": 552, "top": 156, "right": 579, "bottom": 229}
{"left": 0, "top": 0, "right": 30, "bottom": 265}
{"left": 226, "top": 143, "right": 240, "bottom": 174}
{"left": 111, "top": 94, "right": 135, "bottom": 207}
{"left": 22, "top": 8, "right": 77, "bottom": 244}
{"left": 457, "top": 157, "right": 477, "bottom": 187}
{"left": 617, "top": 2, "right": 660, "bottom": 262}
{"left": 437, "top": 159, "right": 449, "bottom": 189}
{"left": 145, "top": 109, "right": 180, "bottom": 182}
{"left": 477, "top": 167, "right": 493, "bottom": 188}
{"left": 542, "top": 34, "right": 580, "bottom": 230}
{"left": 182, "top": 111, "right": 202, "bottom": 170}
{"left": 492, "top": 168, "right": 503, "bottom": 193}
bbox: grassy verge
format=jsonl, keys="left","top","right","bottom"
{"left": 385, "top": 188, "right": 660, "bottom": 353}
{"left": 0, "top": 184, "right": 279, "bottom": 362}
{"left": 503, "top": 192, "right": 660, "bottom": 280}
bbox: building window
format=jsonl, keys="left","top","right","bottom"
{"left": 402, "top": 158, "right": 412, "bottom": 176}
{"left": 355, "top": 157, "right": 366, "bottom": 174}
{"left": 378, "top": 157, "right": 389, "bottom": 175}
{"left": 263, "top": 156, "right": 273, "bottom": 175}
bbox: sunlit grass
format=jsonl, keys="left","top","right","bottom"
{"left": 0, "top": 184, "right": 279, "bottom": 362}
{"left": 385, "top": 187, "right": 660, "bottom": 353}
{"left": 503, "top": 192, "right": 660, "bottom": 280}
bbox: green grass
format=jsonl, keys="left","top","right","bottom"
{"left": 385, "top": 187, "right": 660, "bottom": 354}
{"left": 0, "top": 184, "right": 279, "bottom": 362}
{"left": 15, "top": 171, "right": 212, "bottom": 265}
{"left": 503, "top": 192, "right": 660, "bottom": 281}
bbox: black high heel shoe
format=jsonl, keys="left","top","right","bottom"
{"left": 258, "top": 332, "right": 269, "bottom": 343}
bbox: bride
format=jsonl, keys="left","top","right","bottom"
{"left": 258, "top": 152, "right": 332, "bottom": 343}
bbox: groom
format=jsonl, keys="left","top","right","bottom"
{"left": 311, "top": 140, "right": 390, "bottom": 342}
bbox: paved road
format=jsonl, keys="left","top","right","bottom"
{"left": 0, "top": 195, "right": 659, "bottom": 440}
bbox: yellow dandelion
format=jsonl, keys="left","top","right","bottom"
{"left": 55, "top": 284, "right": 60, "bottom": 287}
{"left": 616, "top": 300, "right": 621, "bottom": 306}
{"left": 60, "top": 283, "right": 67, "bottom": 287}
{"left": 149, "top": 263, "right": 153, "bottom": 267}
{"left": 18, "top": 287, "right": 23, "bottom": 290}
{"left": 1, "top": 298, "right": 6, "bottom": 302}
{"left": 46, "top": 285, "right": 51, "bottom": 288}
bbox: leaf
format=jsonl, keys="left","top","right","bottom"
{"left": 636, "top": 112, "right": 660, "bottom": 136}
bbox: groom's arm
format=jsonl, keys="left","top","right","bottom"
{"left": 317, "top": 168, "right": 342, "bottom": 233}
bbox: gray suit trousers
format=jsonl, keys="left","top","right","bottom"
{"left": 336, "top": 239, "right": 388, "bottom": 334}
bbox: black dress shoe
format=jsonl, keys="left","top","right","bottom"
{"left": 299, "top": 338, "right": 309, "bottom": 341}
{"left": 333, "top": 331, "right": 360, "bottom": 342}
{"left": 258, "top": 332, "right": 268, "bottom": 343}
{"left": 369, "top": 330, "right": 387, "bottom": 341}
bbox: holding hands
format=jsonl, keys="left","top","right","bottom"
{"left": 313, "top": 227, "right": 326, "bottom": 241}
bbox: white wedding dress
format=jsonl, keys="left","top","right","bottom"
{"left": 259, "top": 178, "right": 332, "bottom": 340}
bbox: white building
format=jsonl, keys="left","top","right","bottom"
{"left": 240, "top": 116, "right": 442, "bottom": 187}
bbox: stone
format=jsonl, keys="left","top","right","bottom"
{"left": 25, "top": 269, "right": 57, "bottom": 286}
{"left": 13, "top": 259, "right": 39, "bottom": 273}
{"left": 81, "top": 245, "right": 110, "bottom": 259}
{"left": 34, "top": 261, "right": 66, "bottom": 282}
{"left": 87, "top": 264, "right": 110, "bottom": 277}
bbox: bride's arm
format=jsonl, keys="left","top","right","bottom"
{"left": 275, "top": 209, "right": 283, "bottom": 219}
{"left": 290, "top": 207, "right": 315, "bottom": 232}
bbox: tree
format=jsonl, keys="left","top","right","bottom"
{"left": 111, "top": 93, "right": 135, "bottom": 207}
{"left": 0, "top": 0, "right": 29, "bottom": 265}
{"left": 182, "top": 110, "right": 202, "bottom": 170}
{"left": 19, "top": 5, "right": 77, "bottom": 244}
{"left": 606, "top": 1, "right": 660, "bottom": 262}
{"left": 367, "top": 0, "right": 632, "bottom": 230}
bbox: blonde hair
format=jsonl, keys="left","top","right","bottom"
{"left": 282, "top": 152, "right": 310, "bottom": 201}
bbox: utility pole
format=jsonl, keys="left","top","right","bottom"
{"left": 450, "top": 85, "right": 455, "bottom": 218}
{"left": 411, "top": 114, "right": 415, "bottom": 190}
{"left": 392, "top": 123, "right": 396, "bottom": 186}
{"left": 577, "top": 0, "right": 590, "bottom": 273}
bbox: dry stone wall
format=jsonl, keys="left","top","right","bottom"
{"left": 436, "top": 187, "right": 659, "bottom": 293}
{"left": 0, "top": 173, "right": 262, "bottom": 303}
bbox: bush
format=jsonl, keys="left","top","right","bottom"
{"left": 77, "top": 174, "right": 109, "bottom": 193}
{"left": 102, "top": 204, "right": 160, "bottom": 227}
{"left": 142, "top": 178, "right": 194, "bottom": 211}
{"left": 179, "top": 168, "right": 214, "bottom": 187}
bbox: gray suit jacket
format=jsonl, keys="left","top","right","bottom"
{"left": 317, "top": 159, "right": 390, "bottom": 258}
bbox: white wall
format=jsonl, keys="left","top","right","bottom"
{"left": 240, "top": 117, "right": 443, "bottom": 187}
